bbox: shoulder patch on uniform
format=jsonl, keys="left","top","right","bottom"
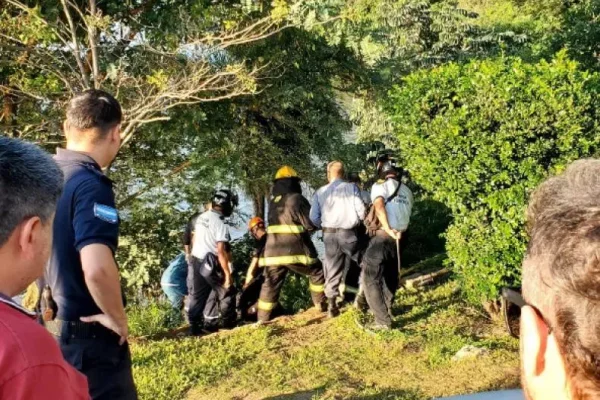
{"left": 94, "top": 203, "right": 119, "bottom": 224}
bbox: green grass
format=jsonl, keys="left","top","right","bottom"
{"left": 130, "top": 281, "right": 520, "bottom": 400}
{"left": 128, "top": 299, "right": 184, "bottom": 337}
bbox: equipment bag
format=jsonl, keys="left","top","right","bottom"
{"left": 364, "top": 180, "right": 401, "bottom": 237}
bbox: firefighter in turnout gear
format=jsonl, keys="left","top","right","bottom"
{"left": 257, "top": 166, "right": 326, "bottom": 322}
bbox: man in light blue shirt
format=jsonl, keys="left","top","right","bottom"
{"left": 310, "top": 161, "right": 366, "bottom": 318}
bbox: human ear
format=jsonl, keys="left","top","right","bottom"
{"left": 18, "top": 217, "right": 42, "bottom": 260}
{"left": 63, "top": 120, "right": 70, "bottom": 138}
{"left": 521, "top": 305, "right": 550, "bottom": 377}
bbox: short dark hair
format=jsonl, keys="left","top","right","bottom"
{"left": 523, "top": 159, "right": 600, "bottom": 398}
{"left": 0, "top": 137, "right": 64, "bottom": 246}
{"left": 66, "top": 89, "right": 122, "bottom": 139}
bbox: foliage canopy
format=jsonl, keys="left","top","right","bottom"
{"left": 388, "top": 53, "right": 600, "bottom": 304}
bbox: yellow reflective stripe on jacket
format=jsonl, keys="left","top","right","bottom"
{"left": 267, "top": 225, "right": 305, "bottom": 234}
{"left": 309, "top": 283, "right": 325, "bottom": 293}
{"left": 258, "top": 300, "right": 276, "bottom": 311}
{"left": 259, "top": 255, "right": 317, "bottom": 267}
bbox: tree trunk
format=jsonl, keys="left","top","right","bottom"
{"left": 252, "top": 191, "right": 266, "bottom": 219}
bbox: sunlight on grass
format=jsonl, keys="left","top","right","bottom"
{"left": 131, "top": 281, "right": 520, "bottom": 400}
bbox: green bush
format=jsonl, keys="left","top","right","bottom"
{"left": 388, "top": 52, "right": 600, "bottom": 304}
{"left": 402, "top": 196, "right": 452, "bottom": 267}
{"left": 128, "top": 299, "right": 184, "bottom": 337}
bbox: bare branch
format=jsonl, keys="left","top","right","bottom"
{"left": 60, "top": 0, "right": 90, "bottom": 88}
{"left": 118, "top": 160, "right": 191, "bottom": 207}
{"left": 88, "top": 0, "right": 100, "bottom": 89}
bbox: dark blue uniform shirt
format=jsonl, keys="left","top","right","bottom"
{"left": 47, "top": 149, "right": 121, "bottom": 321}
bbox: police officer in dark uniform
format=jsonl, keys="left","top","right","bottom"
{"left": 45, "top": 90, "right": 137, "bottom": 400}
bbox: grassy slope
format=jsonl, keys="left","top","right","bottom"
{"left": 131, "top": 281, "right": 519, "bottom": 400}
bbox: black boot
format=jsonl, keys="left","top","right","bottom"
{"left": 354, "top": 293, "right": 368, "bottom": 313}
{"left": 328, "top": 297, "right": 340, "bottom": 318}
{"left": 189, "top": 322, "right": 204, "bottom": 336}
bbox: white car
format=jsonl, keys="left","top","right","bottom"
{"left": 439, "top": 390, "right": 523, "bottom": 399}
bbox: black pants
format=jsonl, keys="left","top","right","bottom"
{"left": 187, "top": 254, "right": 236, "bottom": 329}
{"left": 342, "top": 255, "right": 361, "bottom": 303}
{"left": 361, "top": 233, "right": 402, "bottom": 327}
{"left": 238, "top": 273, "right": 264, "bottom": 321}
{"left": 257, "top": 261, "right": 325, "bottom": 322}
{"left": 323, "top": 230, "right": 359, "bottom": 300}
{"left": 203, "top": 290, "right": 221, "bottom": 329}
{"left": 59, "top": 337, "right": 137, "bottom": 400}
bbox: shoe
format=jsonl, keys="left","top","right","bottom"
{"left": 327, "top": 298, "right": 340, "bottom": 318}
{"left": 316, "top": 300, "right": 328, "bottom": 313}
{"left": 354, "top": 294, "right": 368, "bottom": 313}
{"left": 362, "top": 322, "right": 392, "bottom": 335}
{"left": 189, "top": 323, "right": 204, "bottom": 336}
{"left": 203, "top": 324, "right": 219, "bottom": 333}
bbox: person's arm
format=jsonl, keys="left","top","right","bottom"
{"left": 309, "top": 191, "right": 322, "bottom": 229}
{"left": 373, "top": 197, "right": 400, "bottom": 240}
{"left": 0, "top": 365, "right": 90, "bottom": 400}
{"left": 79, "top": 244, "right": 128, "bottom": 344}
{"left": 245, "top": 257, "right": 259, "bottom": 287}
{"left": 352, "top": 184, "right": 366, "bottom": 221}
{"left": 296, "top": 195, "right": 318, "bottom": 232}
{"left": 183, "top": 218, "right": 194, "bottom": 260}
{"left": 217, "top": 241, "right": 232, "bottom": 288}
{"left": 71, "top": 179, "right": 127, "bottom": 344}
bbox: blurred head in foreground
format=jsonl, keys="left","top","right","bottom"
{"left": 522, "top": 159, "right": 600, "bottom": 400}
{"left": 0, "top": 137, "right": 63, "bottom": 297}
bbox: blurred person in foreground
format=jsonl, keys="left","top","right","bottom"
{"left": 0, "top": 137, "right": 89, "bottom": 399}
{"left": 45, "top": 90, "right": 137, "bottom": 399}
{"left": 521, "top": 159, "right": 600, "bottom": 400}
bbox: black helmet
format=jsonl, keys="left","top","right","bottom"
{"left": 212, "top": 189, "right": 238, "bottom": 217}
{"left": 377, "top": 156, "right": 403, "bottom": 180}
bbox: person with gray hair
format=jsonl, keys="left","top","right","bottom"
{"left": 520, "top": 159, "right": 600, "bottom": 400}
{"left": 0, "top": 137, "right": 90, "bottom": 399}
{"left": 310, "top": 161, "right": 366, "bottom": 318}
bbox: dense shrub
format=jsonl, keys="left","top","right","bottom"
{"left": 128, "top": 299, "right": 184, "bottom": 337}
{"left": 402, "top": 196, "right": 452, "bottom": 267}
{"left": 388, "top": 52, "right": 600, "bottom": 305}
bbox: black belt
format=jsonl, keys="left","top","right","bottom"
{"left": 322, "top": 227, "right": 356, "bottom": 233}
{"left": 46, "top": 319, "right": 119, "bottom": 341}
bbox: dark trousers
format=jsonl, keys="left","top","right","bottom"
{"left": 361, "top": 233, "right": 401, "bottom": 327}
{"left": 59, "top": 337, "right": 137, "bottom": 400}
{"left": 238, "top": 274, "right": 264, "bottom": 321}
{"left": 342, "top": 255, "right": 361, "bottom": 303}
{"left": 203, "top": 290, "right": 221, "bottom": 329}
{"left": 323, "top": 230, "right": 359, "bottom": 299}
{"left": 187, "top": 254, "right": 236, "bottom": 329}
{"left": 257, "top": 261, "right": 325, "bottom": 322}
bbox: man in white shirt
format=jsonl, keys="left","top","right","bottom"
{"left": 187, "top": 189, "right": 237, "bottom": 335}
{"left": 361, "top": 159, "right": 413, "bottom": 330}
{"left": 310, "top": 161, "right": 366, "bottom": 317}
